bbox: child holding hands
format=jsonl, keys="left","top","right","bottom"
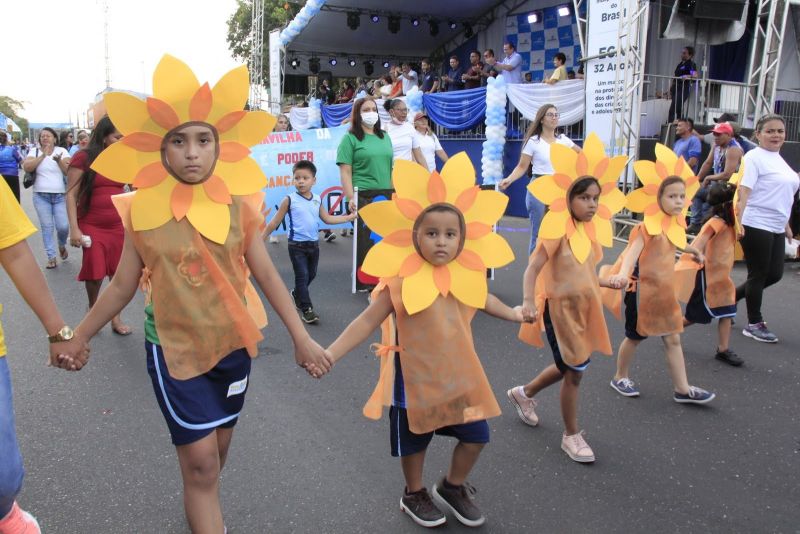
{"left": 324, "top": 155, "right": 525, "bottom": 528}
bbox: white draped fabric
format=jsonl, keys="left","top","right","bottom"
{"left": 289, "top": 97, "right": 405, "bottom": 131}
{"left": 505, "top": 80, "right": 586, "bottom": 126}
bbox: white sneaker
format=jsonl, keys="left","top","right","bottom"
{"left": 269, "top": 235, "right": 279, "bottom": 244}
{"left": 506, "top": 386, "right": 539, "bottom": 426}
{"left": 561, "top": 431, "right": 595, "bottom": 463}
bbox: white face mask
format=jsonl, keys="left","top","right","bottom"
{"left": 361, "top": 112, "right": 379, "bottom": 127}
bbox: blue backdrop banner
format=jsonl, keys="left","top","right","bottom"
{"left": 422, "top": 88, "right": 487, "bottom": 131}
{"left": 321, "top": 103, "right": 353, "bottom": 127}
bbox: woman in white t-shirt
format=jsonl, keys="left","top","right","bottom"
{"left": 734, "top": 114, "right": 800, "bottom": 343}
{"left": 499, "top": 104, "right": 580, "bottom": 254}
{"left": 22, "top": 127, "right": 71, "bottom": 268}
{"left": 412, "top": 111, "right": 449, "bottom": 172}
{"left": 383, "top": 99, "right": 427, "bottom": 168}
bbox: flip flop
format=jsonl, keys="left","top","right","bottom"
{"left": 46, "top": 258, "right": 57, "bottom": 269}
{"left": 111, "top": 323, "right": 133, "bottom": 336}
{"left": 59, "top": 246, "right": 68, "bottom": 260}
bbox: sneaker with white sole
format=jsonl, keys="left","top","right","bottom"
{"left": 742, "top": 322, "right": 778, "bottom": 343}
{"left": 400, "top": 487, "right": 446, "bottom": 528}
{"left": 610, "top": 377, "right": 640, "bottom": 397}
{"left": 301, "top": 307, "right": 319, "bottom": 324}
{"left": 673, "top": 385, "right": 715, "bottom": 404}
{"left": 432, "top": 479, "right": 485, "bottom": 527}
{"left": 561, "top": 431, "right": 595, "bottom": 463}
{"left": 506, "top": 386, "right": 539, "bottom": 426}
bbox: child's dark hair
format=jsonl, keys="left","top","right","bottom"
{"left": 568, "top": 177, "right": 600, "bottom": 202}
{"left": 293, "top": 160, "right": 316, "bottom": 176}
{"left": 412, "top": 203, "right": 466, "bottom": 256}
{"left": 703, "top": 183, "right": 736, "bottom": 227}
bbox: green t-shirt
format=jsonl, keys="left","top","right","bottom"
{"left": 336, "top": 131, "right": 394, "bottom": 191}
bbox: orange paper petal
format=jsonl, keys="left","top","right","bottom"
{"left": 394, "top": 195, "right": 423, "bottom": 220}
{"left": 654, "top": 160, "right": 669, "bottom": 180}
{"left": 122, "top": 132, "right": 163, "bottom": 152}
{"left": 662, "top": 215, "right": 673, "bottom": 232}
{"left": 550, "top": 198, "right": 567, "bottom": 212}
{"left": 427, "top": 171, "right": 447, "bottom": 204}
{"left": 466, "top": 222, "right": 492, "bottom": 239}
{"left": 456, "top": 249, "right": 486, "bottom": 271}
{"left": 215, "top": 110, "right": 248, "bottom": 134}
{"left": 565, "top": 217, "right": 576, "bottom": 238}
{"left": 189, "top": 83, "right": 213, "bottom": 122}
{"left": 643, "top": 184, "right": 660, "bottom": 195}
{"left": 584, "top": 221, "right": 597, "bottom": 241}
{"left": 454, "top": 185, "right": 479, "bottom": 212}
{"left": 576, "top": 152, "right": 589, "bottom": 176}
{"left": 644, "top": 203, "right": 662, "bottom": 216}
{"left": 597, "top": 204, "right": 611, "bottom": 219}
{"left": 133, "top": 162, "right": 169, "bottom": 189}
{"left": 433, "top": 265, "right": 451, "bottom": 296}
{"left": 553, "top": 173, "right": 573, "bottom": 190}
{"left": 170, "top": 183, "right": 193, "bottom": 220}
{"left": 218, "top": 142, "right": 251, "bottom": 162}
{"left": 203, "top": 175, "right": 232, "bottom": 204}
{"left": 399, "top": 254, "right": 424, "bottom": 277}
{"left": 592, "top": 158, "right": 609, "bottom": 179}
{"left": 601, "top": 182, "right": 618, "bottom": 194}
{"left": 146, "top": 97, "right": 180, "bottom": 131}
{"left": 382, "top": 230, "right": 413, "bottom": 247}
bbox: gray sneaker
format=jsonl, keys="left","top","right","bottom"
{"left": 400, "top": 488, "right": 446, "bottom": 528}
{"left": 742, "top": 322, "right": 778, "bottom": 343}
{"left": 301, "top": 307, "right": 319, "bottom": 324}
{"left": 432, "top": 479, "right": 485, "bottom": 527}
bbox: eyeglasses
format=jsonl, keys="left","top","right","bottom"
{"left": 395, "top": 108, "right": 408, "bottom": 113}
{"left": 545, "top": 112, "right": 559, "bottom": 118}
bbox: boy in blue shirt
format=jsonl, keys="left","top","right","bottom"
{"left": 265, "top": 160, "right": 356, "bottom": 323}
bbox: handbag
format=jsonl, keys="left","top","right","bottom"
{"left": 22, "top": 148, "right": 39, "bottom": 189}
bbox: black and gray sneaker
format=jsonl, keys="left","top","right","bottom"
{"left": 400, "top": 487, "right": 446, "bottom": 528}
{"left": 742, "top": 322, "right": 778, "bottom": 343}
{"left": 324, "top": 231, "right": 336, "bottom": 243}
{"left": 301, "top": 307, "right": 319, "bottom": 324}
{"left": 432, "top": 478, "right": 485, "bottom": 527}
{"left": 290, "top": 289, "right": 302, "bottom": 311}
{"left": 715, "top": 348, "right": 743, "bottom": 367}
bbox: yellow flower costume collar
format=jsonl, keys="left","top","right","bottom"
{"left": 626, "top": 143, "right": 700, "bottom": 249}
{"left": 359, "top": 153, "right": 514, "bottom": 314}
{"left": 91, "top": 54, "right": 276, "bottom": 244}
{"left": 529, "top": 132, "right": 627, "bottom": 263}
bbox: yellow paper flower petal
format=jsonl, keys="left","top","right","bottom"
{"left": 392, "top": 160, "right": 431, "bottom": 208}
{"left": 439, "top": 152, "right": 476, "bottom": 203}
{"left": 207, "top": 65, "right": 250, "bottom": 125}
{"left": 551, "top": 143, "right": 579, "bottom": 176}
{"left": 463, "top": 190, "right": 507, "bottom": 225}
{"left": 219, "top": 111, "right": 276, "bottom": 147}
{"left": 91, "top": 142, "right": 161, "bottom": 185}
{"left": 463, "top": 232, "right": 515, "bottom": 268}
{"left": 654, "top": 143, "right": 679, "bottom": 171}
{"left": 665, "top": 217, "right": 687, "bottom": 248}
{"left": 359, "top": 200, "right": 414, "bottom": 237}
{"left": 644, "top": 210, "right": 664, "bottom": 236}
{"left": 130, "top": 178, "right": 175, "bottom": 231}
{"left": 538, "top": 210, "right": 570, "bottom": 239}
{"left": 581, "top": 133, "right": 607, "bottom": 172}
{"left": 186, "top": 185, "right": 231, "bottom": 244}
{"left": 362, "top": 242, "right": 414, "bottom": 278}
{"left": 602, "top": 187, "right": 627, "bottom": 214}
{"left": 594, "top": 218, "right": 614, "bottom": 247}
{"left": 215, "top": 158, "right": 268, "bottom": 195}
{"left": 528, "top": 175, "right": 565, "bottom": 205}
{"left": 633, "top": 160, "right": 661, "bottom": 186}
{"left": 625, "top": 188, "right": 651, "bottom": 213}
{"left": 448, "top": 261, "right": 488, "bottom": 308}
{"left": 103, "top": 92, "right": 166, "bottom": 137}
{"left": 568, "top": 223, "right": 592, "bottom": 263}
{"left": 600, "top": 155, "right": 629, "bottom": 184}
{"left": 402, "top": 263, "right": 440, "bottom": 315}
{"left": 152, "top": 55, "right": 200, "bottom": 122}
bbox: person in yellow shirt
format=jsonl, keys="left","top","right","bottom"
{"left": 0, "top": 178, "right": 87, "bottom": 533}
{"left": 544, "top": 53, "right": 568, "bottom": 85}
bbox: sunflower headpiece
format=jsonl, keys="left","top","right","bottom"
{"left": 529, "top": 132, "right": 627, "bottom": 263}
{"left": 92, "top": 54, "right": 276, "bottom": 244}
{"left": 625, "top": 143, "right": 700, "bottom": 249}
{"left": 359, "top": 153, "right": 514, "bottom": 314}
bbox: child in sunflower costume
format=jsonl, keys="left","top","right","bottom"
{"left": 58, "top": 56, "right": 332, "bottom": 531}
{"left": 603, "top": 144, "right": 716, "bottom": 404}
{"left": 508, "top": 134, "right": 627, "bottom": 464}
{"left": 325, "top": 154, "right": 526, "bottom": 529}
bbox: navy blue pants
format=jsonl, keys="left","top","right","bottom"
{"left": 288, "top": 240, "right": 320, "bottom": 309}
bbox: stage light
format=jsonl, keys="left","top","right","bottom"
{"left": 347, "top": 11, "right": 360, "bottom": 31}
{"left": 464, "top": 22, "right": 473, "bottom": 38}
{"left": 370, "top": 14, "right": 379, "bottom": 23}
{"left": 527, "top": 12, "right": 540, "bottom": 23}
{"left": 382, "top": 60, "right": 390, "bottom": 68}
{"left": 448, "top": 21, "right": 457, "bottom": 30}
{"left": 290, "top": 57, "right": 299, "bottom": 69}
{"left": 558, "top": 5, "right": 571, "bottom": 16}
{"left": 309, "top": 57, "right": 320, "bottom": 74}
{"left": 388, "top": 15, "right": 400, "bottom": 34}
{"left": 429, "top": 19, "right": 439, "bottom": 36}
{"left": 411, "top": 17, "right": 420, "bottom": 27}
{"left": 348, "top": 58, "right": 357, "bottom": 67}
{"left": 364, "top": 60, "right": 374, "bottom": 76}
{"left": 329, "top": 57, "right": 338, "bottom": 66}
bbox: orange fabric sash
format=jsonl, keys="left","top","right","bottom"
{"left": 675, "top": 217, "right": 735, "bottom": 307}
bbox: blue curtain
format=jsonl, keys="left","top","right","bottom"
{"left": 321, "top": 103, "right": 353, "bottom": 127}
{"left": 422, "top": 88, "right": 486, "bottom": 131}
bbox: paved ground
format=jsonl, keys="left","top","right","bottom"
{"left": 2, "top": 194, "right": 799, "bottom": 533}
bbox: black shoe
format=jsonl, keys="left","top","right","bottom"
{"left": 432, "top": 479, "right": 485, "bottom": 527}
{"left": 301, "top": 307, "right": 319, "bottom": 324}
{"left": 715, "top": 348, "right": 743, "bottom": 366}
{"left": 400, "top": 488, "right": 446, "bottom": 528}
{"left": 290, "top": 289, "right": 302, "bottom": 311}
{"left": 324, "top": 232, "right": 336, "bottom": 243}
{"left": 686, "top": 224, "right": 702, "bottom": 235}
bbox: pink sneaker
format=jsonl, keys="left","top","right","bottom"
{"left": 561, "top": 431, "right": 595, "bottom": 463}
{"left": 0, "top": 502, "right": 41, "bottom": 534}
{"left": 506, "top": 386, "right": 539, "bottom": 426}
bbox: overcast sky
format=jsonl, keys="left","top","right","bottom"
{"left": 3, "top": 0, "right": 242, "bottom": 124}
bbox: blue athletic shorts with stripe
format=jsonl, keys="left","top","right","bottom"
{"left": 543, "top": 301, "right": 590, "bottom": 374}
{"left": 388, "top": 408, "right": 490, "bottom": 458}
{"left": 146, "top": 341, "right": 251, "bottom": 446}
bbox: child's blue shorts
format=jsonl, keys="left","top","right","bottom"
{"left": 146, "top": 341, "right": 251, "bottom": 446}
{"left": 389, "top": 406, "right": 490, "bottom": 457}
{"left": 543, "top": 302, "right": 590, "bottom": 373}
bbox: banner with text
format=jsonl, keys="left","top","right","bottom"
{"left": 252, "top": 125, "right": 350, "bottom": 235}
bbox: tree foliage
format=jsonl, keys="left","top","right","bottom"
{"left": 0, "top": 96, "right": 29, "bottom": 139}
{"left": 226, "top": 0, "right": 299, "bottom": 82}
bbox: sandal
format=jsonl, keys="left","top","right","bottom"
{"left": 46, "top": 258, "right": 57, "bottom": 269}
{"left": 59, "top": 246, "right": 68, "bottom": 260}
{"left": 111, "top": 322, "right": 133, "bottom": 336}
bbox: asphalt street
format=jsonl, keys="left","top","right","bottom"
{"left": 2, "top": 194, "right": 799, "bottom": 533}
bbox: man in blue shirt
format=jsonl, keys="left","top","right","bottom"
{"left": 420, "top": 59, "right": 440, "bottom": 93}
{"left": 672, "top": 118, "right": 701, "bottom": 173}
{"left": 441, "top": 56, "right": 465, "bottom": 92}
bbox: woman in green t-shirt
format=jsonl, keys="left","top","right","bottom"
{"left": 337, "top": 96, "right": 394, "bottom": 213}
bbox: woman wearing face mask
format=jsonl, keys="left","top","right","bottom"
{"left": 22, "top": 127, "right": 71, "bottom": 268}
{"left": 383, "top": 99, "right": 427, "bottom": 169}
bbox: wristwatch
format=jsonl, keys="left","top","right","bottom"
{"left": 48, "top": 325, "right": 74, "bottom": 344}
